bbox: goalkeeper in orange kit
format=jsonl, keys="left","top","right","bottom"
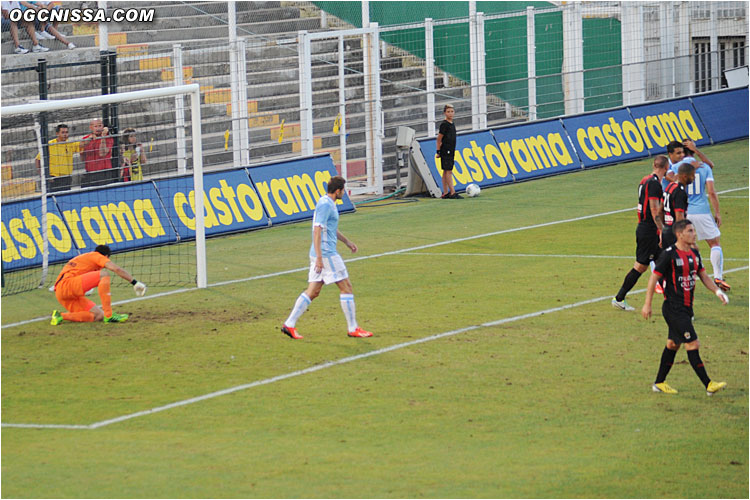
{"left": 50, "top": 245, "right": 147, "bottom": 325}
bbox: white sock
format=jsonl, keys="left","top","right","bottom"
{"left": 340, "top": 294, "right": 357, "bottom": 332}
{"left": 285, "top": 293, "right": 311, "bottom": 327}
{"left": 650, "top": 261, "right": 656, "bottom": 272}
{"left": 710, "top": 246, "right": 724, "bottom": 280}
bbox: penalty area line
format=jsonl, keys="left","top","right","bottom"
{"left": 2, "top": 266, "right": 746, "bottom": 431}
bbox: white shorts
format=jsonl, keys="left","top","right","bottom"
{"left": 308, "top": 254, "right": 349, "bottom": 284}
{"left": 687, "top": 212, "right": 720, "bottom": 241}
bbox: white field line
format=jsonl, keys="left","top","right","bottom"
{"left": 3, "top": 185, "right": 748, "bottom": 331}
{"left": 403, "top": 252, "right": 749, "bottom": 261}
{"left": 3, "top": 264, "right": 747, "bottom": 431}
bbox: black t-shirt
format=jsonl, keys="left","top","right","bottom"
{"left": 653, "top": 245, "right": 704, "bottom": 309}
{"left": 637, "top": 173, "right": 663, "bottom": 229}
{"left": 438, "top": 120, "right": 456, "bottom": 154}
{"left": 663, "top": 182, "right": 688, "bottom": 227}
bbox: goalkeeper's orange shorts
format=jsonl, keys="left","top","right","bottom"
{"left": 55, "top": 271, "right": 100, "bottom": 312}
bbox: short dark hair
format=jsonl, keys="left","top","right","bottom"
{"left": 677, "top": 161, "right": 695, "bottom": 177}
{"left": 443, "top": 104, "right": 454, "bottom": 112}
{"left": 666, "top": 141, "right": 684, "bottom": 154}
{"left": 327, "top": 176, "right": 346, "bottom": 193}
{"left": 673, "top": 219, "right": 692, "bottom": 234}
{"left": 95, "top": 244, "right": 111, "bottom": 257}
{"left": 56, "top": 124, "right": 68, "bottom": 132}
{"left": 653, "top": 155, "right": 668, "bottom": 169}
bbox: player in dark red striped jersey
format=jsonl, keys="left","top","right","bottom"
{"left": 661, "top": 161, "right": 695, "bottom": 249}
{"left": 612, "top": 156, "right": 669, "bottom": 311}
{"left": 642, "top": 219, "right": 728, "bottom": 396}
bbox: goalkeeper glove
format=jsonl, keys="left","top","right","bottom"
{"left": 133, "top": 281, "right": 147, "bottom": 297}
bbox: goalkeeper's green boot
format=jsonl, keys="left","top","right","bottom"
{"left": 103, "top": 312, "right": 129, "bottom": 323}
{"left": 50, "top": 310, "right": 63, "bottom": 326}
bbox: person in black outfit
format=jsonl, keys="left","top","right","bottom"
{"left": 612, "top": 156, "right": 669, "bottom": 311}
{"left": 435, "top": 104, "right": 461, "bottom": 199}
{"left": 661, "top": 161, "right": 695, "bottom": 249}
{"left": 642, "top": 219, "right": 728, "bottom": 396}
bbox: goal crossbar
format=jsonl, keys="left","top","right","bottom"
{"left": 1, "top": 84, "right": 207, "bottom": 289}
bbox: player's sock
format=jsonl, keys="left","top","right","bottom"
{"left": 654, "top": 347, "right": 677, "bottom": 383}
{"left": 615, "top": 268, "right": 642, "bottom": 302}
{"left": 340, "top": 294, "right": 357, "bottom": 332}
{"left": 62, "top": 311, "right": 95, "bottom": 322}
{"left": 687, "top": 349, "right": 711, "bottom": 388}
{"left": 285, "top": 293, "right": 311, "bottom": 328}
{"left": 98, "top": 275, "right": 112, "bottom": 317}
{"left": 649, "top": 261, "right": 655, "bottom": 272}
{"left": 710, "top": 246, "right": 724, "bottom": 280}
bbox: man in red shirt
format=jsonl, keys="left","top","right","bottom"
{"left": 50, "top": 245, "right": 147, "bottom": 325}
{"left": 81, "top": 119, "right": 115, "bottom": 188}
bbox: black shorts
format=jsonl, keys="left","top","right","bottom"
{"left": 439, "top": 151, "right": 455, "bottom": 171}
{"left": 635, "top": 225, "right": 661, "bottom": 265}
{"left": 661, "top": 226, "right": 676, "bottom": 249}
{"left": 662, "top": 301, "right": 697, "bottom": 344}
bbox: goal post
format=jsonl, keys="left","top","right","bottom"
{"left": 0, "top": 84, "right": 206, "bottom": 294}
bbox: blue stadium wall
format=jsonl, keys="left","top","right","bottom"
{"left": 417, "top": 87, "right": 748, "bottom": 191}
{"left": 1, "top": 155, "right": 355, "bottom": 272}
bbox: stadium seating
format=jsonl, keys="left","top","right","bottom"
{"left": 1, "top": 1, "right": 517, "bottom": 196}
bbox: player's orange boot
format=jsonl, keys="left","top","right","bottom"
{"left": 281, "top": 324, "right": 303, "bottom": 339}
{"left": 714, "top": 278, "right": 730, "bottom": 292}
{"left": 348, "top": 327, "right": 373, "bottom": 338}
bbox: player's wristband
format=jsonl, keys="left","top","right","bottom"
{"left": 131, "top": 279, "right": 138, "bottom": 285}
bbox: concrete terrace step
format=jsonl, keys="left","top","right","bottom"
{"left": 2, "top": 1, "right": 518, "bottom": 183}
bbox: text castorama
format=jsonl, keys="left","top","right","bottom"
{"left": 570, "top": 107, "right": 705, "bottom": 165}
{"left": 1, "top": 155, "right": 353, "bottom": 269}
{"left": 422, "top": 121, "right": 578, "bottom": 189}
{"left": 2, "top": 195, "right": 170, "bottom": 269}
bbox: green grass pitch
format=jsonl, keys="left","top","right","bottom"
{"left": 2, "top": 140, "right": 747, "bottom": 498}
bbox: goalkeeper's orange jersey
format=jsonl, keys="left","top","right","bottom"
{"left": 55, "top": 252, "right": 109, "bottom": 285}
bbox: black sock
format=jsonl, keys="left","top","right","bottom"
{"left": 687, "top": 349, "right": 711, "bottom": 387}
{"left": 616, "top": 268, "right": 643, "bottom": 302}
{"left": 655, "top": 347, "right": 677, "bottom": 383}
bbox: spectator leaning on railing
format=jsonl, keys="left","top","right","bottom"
{"left": 120, "top": 128, "right": 146, "bottom": 182}
{"left": 35, "top": 123, "right": 81, "bottom": 193}
{"left": 81, "top": 119, "right": 115, "bottom": 189}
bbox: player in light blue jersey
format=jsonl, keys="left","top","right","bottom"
{"left": 669, "top": 151, "right": 729, "bottom": 291}
{"left": 281, "top": 176, "right": 373, "bottom": 339}
{"left": 665, "top": 139, "right": 714, "bottom": 184}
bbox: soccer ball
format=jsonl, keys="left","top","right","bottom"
{"left": 466, "top": 183, "right": 481, "bottom": 197}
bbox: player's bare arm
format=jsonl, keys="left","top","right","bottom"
{"left": 641, "top": 272, "right": 659, "bottom": 319}
{"left": 706, "top": 180, "right": 721, "bottom": 227}
{"left": 698, "top": 268, "right": 729, "bottom": 304}
{"left": 337, "top": 230, "right": 357, "bottom": 253}
{"left": 648, "top": 198, "right": 664, "bottom": 231}
{"left": 684, "top": 139, "right": 714, "bottom": 168}
{"left": 312, "top": 225, "right": 324, "bottom": 272}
